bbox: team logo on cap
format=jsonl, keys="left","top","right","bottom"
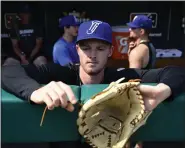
{"left": 133, "top": 16, "right": 138, "bottom": 21}
{"left": 73, "top": 16, "right": 78, "bottom": 23}
{"left": 86, "top": 21, "right": 102, "bottom": 34}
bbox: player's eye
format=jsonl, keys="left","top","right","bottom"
{"left": 81, "top": 47, "right": 90, "bottom": 51}
{"left": 98, "top": 48, "right": 105, "bottom": 51}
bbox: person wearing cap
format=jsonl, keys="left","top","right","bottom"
{"left": 127, "top": 15, "right": 156, "bottom": 69}
{"left": 2, "top": 20, "right": 185, "bottom": 140}
{"left": 4, "top": 4, "right": 47, "bottom": 66}
{"left": 53, "top": 15, "right": 80, "bottom": 66}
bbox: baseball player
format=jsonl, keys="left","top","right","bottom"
{"left": 5, "top": 4, "right": 47, "bottom": 66}
{"left": 53, "top": 15, "right": 80, "bottom": 66}
{"left": 127, "top": 15, "right": 156, "bottom": 69}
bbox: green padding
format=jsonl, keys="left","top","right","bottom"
{"left": 2, "top": 84, "right": 185, "bottom": 143}
{"left": 80, "top": 84, "right": 109, "bottom": 104}
{"left": 2, "top": 85, "right": 81, "bottom": 143}
{"left": 81, "top": 84, "right": 185, "bottom": 141}
{"left": 131, "top": 94, "right": 185, "bottom": 141}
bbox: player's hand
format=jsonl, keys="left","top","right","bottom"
{"left": 127, "top": 41, "right": 137, "bottom": 55}
{"left": 20, "top": 55, "right": 29, "bottom": 65}
{"left": 30, "top": 81, "right": 78, "bottom": 112}
{"left": 21, "top": 59, "right": 29, "bottom": 65}
{"left": 129, "top": 41, "right": 137, "bottom": 49}
{"left": 137, "top": 83, "right": 172, "bottom": 111}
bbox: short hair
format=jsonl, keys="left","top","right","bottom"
{"left": 143, "top": 28, "right": 151, "bottom": 36}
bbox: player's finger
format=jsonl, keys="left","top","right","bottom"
{"left": 59, "top": 89, "right": 68, "bottom": 108}
{"left": 43, "top": 93, "right": 55, "bottom": 110}
{"left": 55, "top": 83, "right": 69, "bottom": 108}
{"left": 47, "top": 88, "right": 60, "bottom": 107}
{"left": 129, "top": 42, "right": 134, "bottom": 45}
{"left": 49, "top": 83, "right": 68, "bottom": 108}
{"left": 64, "top": 101, "right": 75, "bottom": 112}
{"left": 57, "top": 82, "right": 77, "bottom": 104}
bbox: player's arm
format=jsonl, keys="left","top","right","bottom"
{"left": 128, "top": 44, "right": 149, "bottom": 68}
{"left": 136, "top": 66, "right": 185, "bottom": 99}
{"left": 29, "top": 38, "right": 43, "bottom": 60}
{"left": 1, "top": 63, "right": 77, "bottom": 102}
{"left": 136, "top": 66, "right": 185, "bottom": 110}
{"left": 9, "top": 29, "right": 22, "bottom": 58}
{"left": 11, "top": 38, "right": 23, "bottom": 58}
{"left": 118, "top": 66, "right": 185, "bottom": 110}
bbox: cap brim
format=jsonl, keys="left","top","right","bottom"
{"left": 71, "top": 22, "right": 81, "bottom": 26}
{"left": 76, "top": 35, "right": 112, "bottom": 44}
{"left": 126, "top": 22, "right": 139, "bottom": 28}
{"left": 59, "top": 22, "right": 80, "bottom": 28}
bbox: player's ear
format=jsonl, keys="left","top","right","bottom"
{"left": 76, "top": 44, "right": 79, "bottom": 50}
{"left": 108, "top": 45, "right": 114, "bottom": 57}
{"left": 76, "top": 44, "right": 80, "bottom": 56}
{"left": 140, "top": 29, "right": 145, "bottom": 35}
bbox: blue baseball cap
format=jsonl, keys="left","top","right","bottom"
{"left": 59, "top": 15, "right": 80, "bottom": 28}
{"left": 127, "top": 15, "right": 152, "bottom": 29}
{"left": 76, "top": 20, "right": 112, "bottom": 44}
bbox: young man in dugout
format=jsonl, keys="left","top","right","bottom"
{"left": 4, "top": 4, "right": 47, "bottom": 66}
{"left": 127, "top": 15, "right": 156, "bottom": 69}
{"left": 126, "top": 14, "right": 156, "bottom": 148}
{"left": 53, "top": 15, "right": 80, "bottom": 66}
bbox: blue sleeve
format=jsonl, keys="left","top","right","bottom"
{"left": 53, "top": 42, "right": 73, "bottom": 66}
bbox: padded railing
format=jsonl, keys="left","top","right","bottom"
{"left": 2, "top": 84, "right": 185, "bottom": 143}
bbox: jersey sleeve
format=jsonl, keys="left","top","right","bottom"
{"left": 2, "top": 63, "right": 77, "bottom": 101}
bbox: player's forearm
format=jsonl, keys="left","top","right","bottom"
{"left": 154, "top": 83, "right": 172, "bottom": 104}
{"left": 30, "top": 48, "right": 40, "bottom": 59}
{"left": 30, "top": 39, "right": 42, "bottom": 59}
{"left": 13, "top": 47, "right": 24, "bottom": 58}
{"left": 30, "top": 45, "right": 42, "bottom": 59}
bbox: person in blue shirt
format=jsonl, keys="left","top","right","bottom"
{"left": 53, "top": 15, "right": 80, "bottom": 66}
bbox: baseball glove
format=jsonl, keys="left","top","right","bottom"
{"left": 77, "top": 77, "right": 152, "bottom": 148}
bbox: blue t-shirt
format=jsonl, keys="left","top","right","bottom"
{"left": 53, "top": 38, "right": 80, "bottom": 66}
